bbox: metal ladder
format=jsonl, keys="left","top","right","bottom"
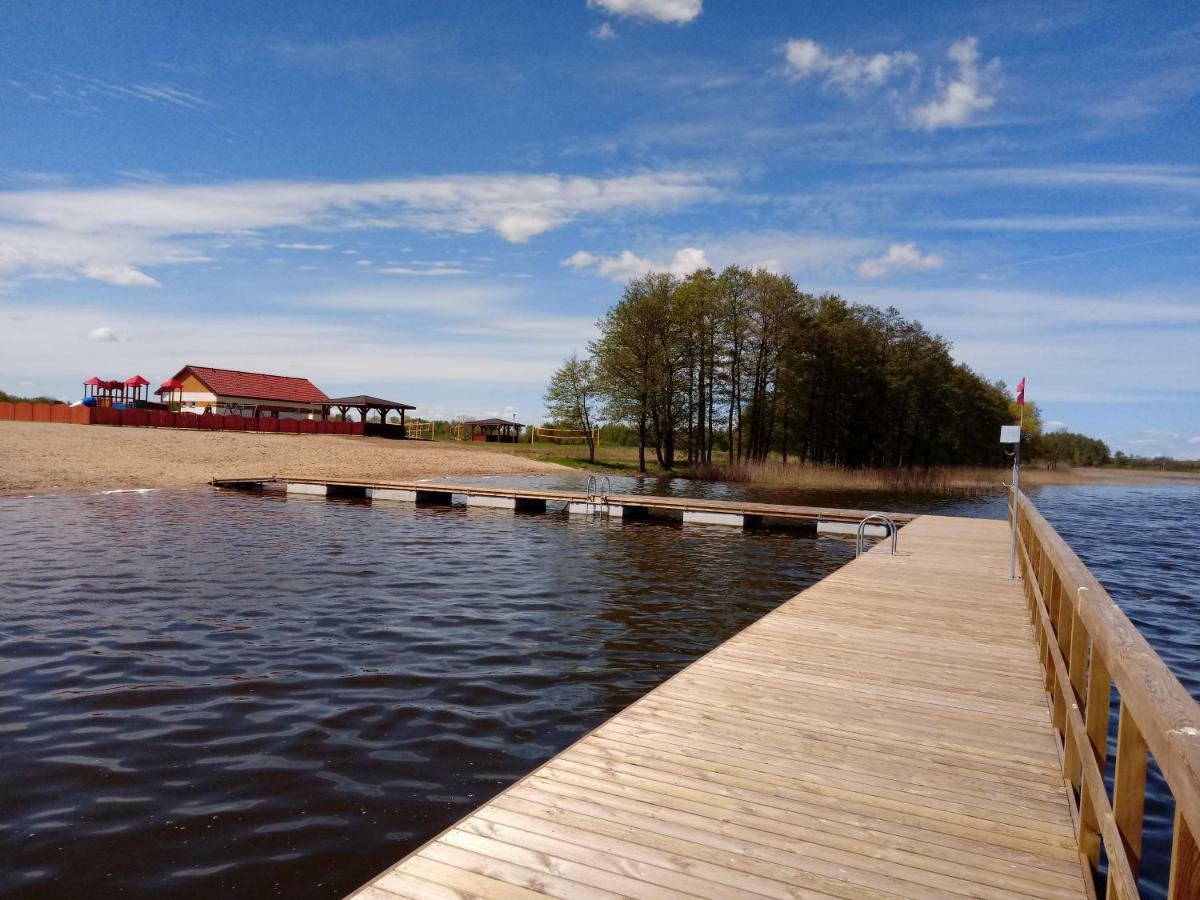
{"left": 584, "top": 475, "right": 612, "bottom": 519}
{"left": 856, "top": 514, "right": 898, "bottom": 557}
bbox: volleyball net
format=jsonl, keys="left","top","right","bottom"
{"left": 531, "top": 426, "right": 600, "bottom": 445}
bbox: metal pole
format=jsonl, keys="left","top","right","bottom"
{"left": 1009, "top": 433, "right": 1021, "bottom": 580}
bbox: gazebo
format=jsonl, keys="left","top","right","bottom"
{"left": 323, "top": 395, "right": 416, "bottom": 439}
{"left": 461, "top": 418, "right": 523, "bottom": 443}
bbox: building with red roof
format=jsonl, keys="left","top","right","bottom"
{"left": 164, "top": 365, "right": 330, "bottom": 419}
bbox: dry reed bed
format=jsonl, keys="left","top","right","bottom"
{"left": 684, "top": 460, "right": 1014, "bottom": 496}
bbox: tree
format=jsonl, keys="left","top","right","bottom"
{"left": 544, "top": 353, "right": 602, "bottom": 463}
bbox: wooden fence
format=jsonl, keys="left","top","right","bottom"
{"left": 1014, "top": 490, "right": 1200, "bottom": 898}
{"left": 0, "top": 401, "right": 363, "bottom": 435}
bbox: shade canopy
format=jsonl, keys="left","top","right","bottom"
{"left": 158, "top": 377, "right": 183, "bottom": 391}
{"left": 83, "top": 376, "right": 104, "bottom": 386}
{"left": 124, "top": 375, "right": 150, "bottom": 387}
{"left": 324, "top": 394, "right": 416, "bottom": 411}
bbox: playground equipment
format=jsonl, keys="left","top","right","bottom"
{"left": 405, "top": 421, "right": 432, "bottom": 440}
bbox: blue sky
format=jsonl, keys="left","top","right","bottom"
{"left": 1, "top": 0, "right": 1198, "bottom": 456}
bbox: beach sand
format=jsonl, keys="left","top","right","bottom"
{"left": 0, "top": 421, "right": 562, "bottom": 495}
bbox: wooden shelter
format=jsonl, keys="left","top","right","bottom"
{"left": 324, "top": 395, "right": 416, "bottom": 439}
{"left": 461, "top": 417, "right": 523, "bottom": 443}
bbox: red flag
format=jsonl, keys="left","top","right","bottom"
{"left": 1016, "top": 377, "right": 1025, "bottom": 406}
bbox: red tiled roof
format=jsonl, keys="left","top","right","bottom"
{"left": 180, "top": 365, "right": 329, "bottom": 404}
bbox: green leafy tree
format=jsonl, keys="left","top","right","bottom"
{"left": 544, "top": 353, "right": 601, "bottom": 463}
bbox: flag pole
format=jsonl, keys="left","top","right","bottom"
{"left": 1009, "top": 383, "right": 1024, "bottom": 580}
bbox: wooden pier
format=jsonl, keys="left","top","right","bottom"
{"left": 212, "top": 477, "right": 1200, "bottom": 897}
{"left": 210, "top": 475, "right": 916, "bottom": 535}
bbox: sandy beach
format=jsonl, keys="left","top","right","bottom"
{"left": 0, "top": 421, "right": 562, "bottom": 495}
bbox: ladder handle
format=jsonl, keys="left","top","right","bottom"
{"left": 856, "top": 514, "right": 898, "bottom": 557}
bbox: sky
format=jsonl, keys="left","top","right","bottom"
{"left": 1, "top": 0, "right": 1198, "bottom": 457}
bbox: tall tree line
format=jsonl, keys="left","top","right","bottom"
{"left": 576, "top": 265, "right": 1015, "bottom": 473}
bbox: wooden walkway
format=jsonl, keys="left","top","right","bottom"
{"left": 348, "top": 515, "right": 1089, "bottom": 900}
{"left": 212, "top": 475, "right": 917, "bottom": 531}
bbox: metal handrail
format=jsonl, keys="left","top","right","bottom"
{"left": 600, "top": 476, "right": 611, "bottom": 502}
{"left": 856, "top": 514, "right": 898, "bottom": 557}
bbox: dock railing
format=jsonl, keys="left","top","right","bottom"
{"left": 1012, "top": 489, "right": 1200, "bottom": 899}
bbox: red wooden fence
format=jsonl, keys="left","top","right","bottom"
{"left": 0, "top": 402, "right": 363, "bottom": 435}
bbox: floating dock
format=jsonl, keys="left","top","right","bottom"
{"left": 210, "top": 475, "right": 916, "bottom": 535}
{"left": 212, "top": 477, "right": 1200, "bottom": 898}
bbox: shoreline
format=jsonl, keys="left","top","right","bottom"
{"left": 2, "top": 420, "right": 1196, "bottom": 496}
{"left": 0, "top": 420, "right": 562, "bottom": 496}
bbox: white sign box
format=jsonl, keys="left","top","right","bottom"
{"left": 999, "top": 425, "right": 1022, "bottom": 444}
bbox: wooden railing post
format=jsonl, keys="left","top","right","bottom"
{"left": 1108, "top": 700, "right": 1149, "bottom": 898}
{"left": 1171, "top": 809, "right": 1200, "bottom": 899}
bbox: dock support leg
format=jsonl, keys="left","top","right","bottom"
{"left": 414, "top": 490, "right": 454, "bottom": 505}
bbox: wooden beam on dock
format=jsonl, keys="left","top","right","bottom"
{"left": 210, "top": 475, "right": 916, "bottom": 530}
{"left": 346, "top": 515, "right": 1089, "bottom": 900}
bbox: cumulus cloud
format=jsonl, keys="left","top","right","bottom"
{"left": 563, "top": 247, "right": 709, "bottom": 280}
{"left": 591, "top": 22, "right": 617, "bottom": 40}
{"left": 782, "top": 38, "right": 919, "bottom": 93}
{"left": 912, "top": 37, "right": 1000, "bottom": 130}
{"left": 588, "top": 0, "right": 701, "bottom": 24}
{"left": 0, "top": 170, "right": 718, "bottom": 286}
{"left": 88, "top": 326, "right": 119, "bottom": 341}
{"left": 857, "top": 243, "right": 943, "bottom": 279}
{"left": 566, "top": 232, "right": 873, "bottom": 282}
{"left": 82, "top": 262, "right": 160, "bottom": 287}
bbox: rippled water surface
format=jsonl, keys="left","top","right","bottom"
{"left": 2, "top": 479, "right": 1196, "bottom": 899}
{"left": 0, "top": 489, "right": 853, "bottom": 898}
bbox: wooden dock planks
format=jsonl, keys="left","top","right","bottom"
{"left": 349, "top": 515, "right": 1088, "bottom": 899}
{"left": 212, "top": 475, "right": 917, "bottom": 526}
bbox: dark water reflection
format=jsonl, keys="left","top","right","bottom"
{"left": 0, "top": 489, "right": 851, "bottom": 898}
{"left": 2, "top": 479, "right": 1196, "bottom": 899}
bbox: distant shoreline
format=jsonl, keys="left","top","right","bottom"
{"left": 3, "top": 420, "right": 1195, "bottom": 497}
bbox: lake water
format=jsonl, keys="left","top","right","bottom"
{"left": 1, "top": 478, "right": 1196, "bottom": 898}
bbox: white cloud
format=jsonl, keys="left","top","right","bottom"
{"left": 565, "top": 232, "right": 873, "bottom": 282}
{"left": 564, "top": 247, "right": 709, "bottom": 281}
{"left": 275, "top": 242, "right": 333, "bottom": 250}
{"left": 1188, "top": 436, "right": 1200, "bottom": 445}
{"left": 782, "top": 39, "right": 919, "bottom": 93}
{"left": 591, "top": 22, "right": 618, "bottom": 40}
{"left": 82, "top": 262, "right": 161, "bottom": 287}
{"left": 88, "top": 326, "right": 119, "bottom": 342}
{"left": 1044, "top": 420, "right": 1068, "bottom": 433}
{"left": 0, "top": 170, "right": 719, "bottom": 286}
{"left": 377, "top": 266, "right": 471, "bottom": 276}
{"left": 857, "top": 243, "right": 943, "bottom": 279}
{"left": 912, "top": 37, "right": 1000, "bottom": 130}
{"left": 588, "top": 0, "right": 701, "bottom": 24}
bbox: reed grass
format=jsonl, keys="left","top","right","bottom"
{"left": 683, "top": 460, "right": 1012, "bottom": 496}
